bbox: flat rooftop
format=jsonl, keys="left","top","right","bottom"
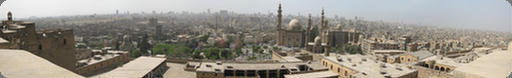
{"left": 0, "top": 37, "right": 8, "bottom": 43}
{"left": 284, "top": 71, "right": 338, "bottom": 78}
{"left": 92, "top": 56, "right": 166, "bottom": 78}
{"left": 78, "top": 50, "right": 128, "bottom": 65}
{"left": 196, "top": 62, "right": 326, "bottom": 73}
{"left": 279, "top": 56, "right": 303, "bottom": 62}
{"left": 324, "top": 54, "right": 416, "bottom": 78}
{"left": 454, "top": 49, "right": 512, "bottom": 78}
{"left": 0, "top": 49, "right": 84, "bottom": 78}
{"left": 372, "top": 50, "right": 407, "bottom": 53}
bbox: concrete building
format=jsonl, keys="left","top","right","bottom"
{"left": 284, "top": 70, "right": 339, "bottom": 78}
{"left": 414, "top": 56, "right": 460, "bottom": 78}
{"left": 93, "top": 56, "right": 168, "bottom": 78}
{"left": 75, "top": 50, "right": 131, "bottom": 76}
{"left": 0, "top": 49, "right": 84, "bottom": 78}
{"left": 192, "top": 61, "right": 327, "bottom": 78}
{"left": 361, "top": 38, "right": 400, "bottom": 53}
{"left": 321, "top": 54, "right": 417, "bottom": 78}
{"left": 370, "top": 50, "right": 407, "bottom": 56}
{"left": 271, "top": 50, "right": 314, "bottom": 62}
{"left": 397, "top": 51, "right": 434, "bottom": 64}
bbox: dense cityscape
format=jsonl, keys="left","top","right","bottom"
{"left": 1, "top": 0, "right": 512, "bottom": 78}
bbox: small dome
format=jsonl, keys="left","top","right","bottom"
{"left": 335, "top": 24, "right": 342, "bottom": 30}
{"left": 286, "top": 19, "right": 303, "bottom": 30}
{"left": 310, "top": 25, "right": 318, "bottom": 30}
{"left": 314, "top": 36, "right": 321, "bottom": 44}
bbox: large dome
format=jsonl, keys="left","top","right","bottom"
{"left": 286, "top": 19, "right": 303, "bottom": 31}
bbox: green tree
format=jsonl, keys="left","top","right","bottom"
{"left": 198, "top": 47, "right": 235, "bottom": 60}
{"left": 248, "top": 56, "right": 257, "bottom": 60}
{"left": 151, "top": 43, "right": 192, "bottom": 57}
{"left": 340, "top": 44, "right": 362, "bottom": 54}
{"left": 199, "top": 34, "right": 209, "bottom": 43}
{"left": 131, "top": 50, "right": 142, "bottom": 58}
{"left": 252, "top": 46, "right": 263, "bottom": 53}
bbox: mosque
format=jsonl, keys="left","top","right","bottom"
{"left": 275, "top": 3, "right": 361, "bottom": 54}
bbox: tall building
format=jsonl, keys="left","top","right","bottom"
{"left": 150, "top": 18, "right": 163, "bottom": 40}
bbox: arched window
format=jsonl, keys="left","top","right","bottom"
{"left": 344, "top": 71, "right": 348, "bottom": 76}
{"left": 330, "top": 65, "right": 333, "bottom": 70}
{"left": 337, "top": 68, "right": 340, "bottom": 72}
{"left": 440, "top": 67, "right": 445, "bottom": 71}
{"left": 435, "top": 66, "right": 440, "bottom": 70}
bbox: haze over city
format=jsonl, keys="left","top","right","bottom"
{"left": 1, "top": 0, "right": 512, "bottom": 78}
{"left": 1, "top": 0, "right": 511, "bottom": 32}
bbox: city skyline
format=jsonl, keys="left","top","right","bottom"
{"left": 0, "top": 0, "right": 511, "bottom": 78}
{"left": 1, "top": 0, "right": 511, "bottom": 32}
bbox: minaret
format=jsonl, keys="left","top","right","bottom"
{"left": 321, "top": 8, "right": 326, "bottom": 30}
{"left": 7, "top": 11, "right": 12, "bottom": 21}
{"left": 276, "top": 3, "right": 283, "bottom": 46}
{"left": 277, "top": 3, "right": 283, "bottom": 30}
{"left": 308, "top": 14, "right": 312, "bottom": 29}
{"left": 305, "top": 14, "right": 312, "bottom": 47}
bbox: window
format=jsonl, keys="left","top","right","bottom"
{"left": 337, "top": 68, "right": 340, "bottom": 72}
{"left": 38, "top": 44, "right": 42, "bottom": 50}
{"left": 345, "top": 71, "right": 348, "bottom": 76}
{"left": 63, "top": 39, "right": 67, "bottom": 45}
{"left": 330, "top": 65, "right": 333, "bottom": 69}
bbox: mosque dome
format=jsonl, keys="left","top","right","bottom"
{"left": 310, "top": 25, "right": 318, "bottom": 30}
{"left": 286, "top": 19, "right": 303, "bottom": 31}
{"left": 335, "top": 24, "right": 343, "bottom": 30}
{"left": 314, "top": 36, "right": 321, "bottom": 44}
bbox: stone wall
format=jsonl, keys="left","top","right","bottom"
{"left": 414, "top": 66, "right": 453, "bottom": 78}
{"left": 37, "top": 29, "right": 78, "bottom": 70}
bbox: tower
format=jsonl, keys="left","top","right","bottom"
{"left": 305, "top": 14, "right": 312, "bottom": 47}
{"left": 308, "top": 14, "right": 312, "bottom": 29}
{"left": 277, "top": 3, "right": 282, "bottom": 30}
{"left": 320, "top": 8, "right": 326, "bottom": 30}
{"left": 7, "top": 11, "right": 12, "bottom": 21}
{"left": 276, "top": 3, "right": 283, "bottom": 45}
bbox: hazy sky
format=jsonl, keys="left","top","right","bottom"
{"left": 0, "top": 0, "right": 511, "bottom": 32}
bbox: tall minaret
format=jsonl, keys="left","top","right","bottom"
{"left": 277, "top": 3, "right": 283, "bottom": 30}
{"left": 305, "top": 14, "right": 312, "bottom": 47}
{"left": 308, "top": 14, "right": 312, "bottom": 29}
{"left": 276, "top": 3, "right": 283, "bottom": 46}
{"left": 7, "top": 11, "right": 12, "bottom": 21}
{"left": 320, "top": 8, "right": 326, "bottom": 30}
